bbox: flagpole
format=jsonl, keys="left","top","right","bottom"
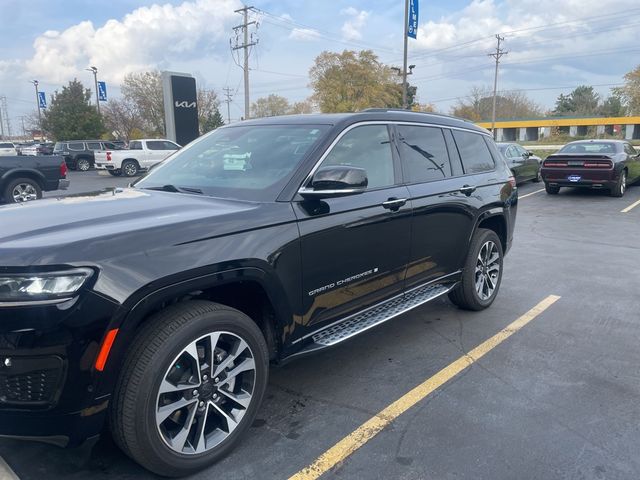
{"left": 402, "top": 0, "right": 409, "bottom": 109}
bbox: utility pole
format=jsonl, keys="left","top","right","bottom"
{"left": 223, "top": 87, "right": 233, "bottom": 124}
{"left": 87, "top": 66, "right": 100, "bottom": 115}
{"left": 30, "top": 80, "right": 42, "bottom": 136}
{"left": 489, "top": 34, "right": 508, "bottom": 139}
{"left": 0, "top": 97, "right": 5, "bottom": 139}
{"left": 20, "top": 116, "right": 26, "bottom": 138}
{"left": 402, "top": 0, "right": 410, "bottom": 108}
{"left": 231, "top": 5, "right": 258, "bottom": 120}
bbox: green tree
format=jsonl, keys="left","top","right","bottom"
{"left": 252, "top": 94, "right": 291, "bottom": 118}
{"left": 41, "top": 79, "right": 103, "bottom": 140}
{"left": 613, "top": 64, "right": 640, "bottom": 115}
{"left": 198, "top": 89, "right": 224, "bottom": 134}
{"left": 309, "top": 50, "right": 408, "bottom": 112}
{"left": 201, "top": 108, "right": 224, "bottom": 133}
{"left": 553, "top": 85, "right": 600, "bottom": 116}
{"left": 598, "top": 95, "right": 626, "bottom": 117}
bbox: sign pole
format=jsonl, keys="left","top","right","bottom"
{"left": 402, "top": 0, "right": 409, "bottom": 109}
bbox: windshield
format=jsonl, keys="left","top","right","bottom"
{"left": 559, "top": 142, "right": 617, "bottom": 154}
{"left": 135, "top": 124, "right": 330, "bottom": 201}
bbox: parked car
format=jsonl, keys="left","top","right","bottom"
{"left": 0, "top": 110, "right": 517, "bottom": 476}
{"left": 20, "top": 142, "right": 54, "bottom": 156}
{"left": 0, "top": 154, "right": 69, "bottom": 203}
{"left": 53, "top": 140, "right": 123, "bottom": 171}
{"left": 497, "top": 142, "right": 541, "bottom": 184}
{"left": 95, "top": 139, "right": 180, "bottom": 177}
{"left": 0, "top": 142, "right": 17, "bottom": 156}
{"left": 541, "top": 140, "right": 640, "bottom": 197}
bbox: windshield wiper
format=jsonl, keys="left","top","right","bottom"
{"left": 142, "top": 185, "right": 203, "bottom": 194}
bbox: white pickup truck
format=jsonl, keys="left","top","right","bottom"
{"left": 94, "top": 139, "right": 180, "bottom": 177}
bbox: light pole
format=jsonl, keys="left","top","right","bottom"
{"left": 30, "top": 80, "right": 42, "bottom": 137}
{"left": 86, "top": 66, "right": 100, "bottom": 115}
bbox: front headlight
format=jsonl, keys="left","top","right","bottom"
{"left": 0, "top": 268, "right": 93, "bottom": 303}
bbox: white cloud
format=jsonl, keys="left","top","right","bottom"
{"left": 289, "top": 28, "right": 321, "bottom": 42}
{"left": 340, "top": 7, "right": 370, "bottom": 42}
{"left": 25, "top": 0, "right": 242, "bottom": 85}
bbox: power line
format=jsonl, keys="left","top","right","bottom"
{"left": 223, "top": 86, "right": 233, "bottom": 124}
{"left": 489, "top": 35, "right": 508, "bottom": 137}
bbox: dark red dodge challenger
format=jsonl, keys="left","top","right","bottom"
{"left": 541, "top": 140, "right": 640, "bottom": 197}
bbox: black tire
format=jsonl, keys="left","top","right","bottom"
{"left": 448, "top": 228, "right": 503, "bottom": 311}
{"left": 545, "top": 183, "right": 560, "bottom": 195}
{"left": 110, "top": 300, "right": 269, "bottom": 477}
{"left": 77, "top": 157, "right": 92, "bottom": 171}
{"left": 108, "top": 169, "right": 123, "bottom": 177}
{"left": 122, "top": 160, "right": 139, "bottom": 177}
{"left": 610, "top": 170, "right": 626, "bottom": 198}
{"left": 3, "top": 177, "right": 43, "bottom": 203}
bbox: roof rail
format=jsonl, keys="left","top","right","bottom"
{"left": 358, "top": 108, "right": 472, "bottom": 122}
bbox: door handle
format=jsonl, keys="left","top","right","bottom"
{"left": 382, "top": 197, "right": 407, "bottom": 211}
{"left": 459, "top": 185, "right": 476, "bottom": 196}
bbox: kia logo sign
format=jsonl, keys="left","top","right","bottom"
{"left": 175, "top": 101, "right": 197, "bottom": 108}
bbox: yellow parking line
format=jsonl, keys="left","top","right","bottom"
{"left": 0, "top": 455, "right": 18, "bottom": 480}
{"left": 288, "top": 294, "right": 562, "bottom": 480}
{"left": 519, "top": 188, "right": 545, "bottom": 199}
{"left": 621, "top": 199, "right": 640, "bottom": 213}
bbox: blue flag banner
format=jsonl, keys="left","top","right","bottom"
{"left": 38, "top": 91, "right": 47, "bottom": 109}
{"left": 407, "top": 0, "right": 419, "bottom": 39}
{"left": 98, "top": 81, "right": 107, "bottom": 101}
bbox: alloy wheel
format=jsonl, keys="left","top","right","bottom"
{"left": 124, "top": 163, "right": 137, "bottom": 176}
{"left": 12, "top": 183, "right": 38, "bottom": 202}
{"left": 78, "top": 159, "right": 91, "bottom": 171}
{"left": 621, "top": 172, "right": 626, "bottom": 195}
{"left": 155, "top": 331, "right": 256, "bottom": 455}
{"left": 475, "top": 240, "right": 501, "bottom": 301}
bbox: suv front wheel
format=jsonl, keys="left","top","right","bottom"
{"left": 110, "top": 301, "right": 269, "bottom": 477}
{"left": 449, "top": 228, "right": 503, "bottom": 311}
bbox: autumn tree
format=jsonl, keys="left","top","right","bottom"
{"left": 290, "top": 99, "right": 315, "bottom": 114}
{"left": 613, "top": 64, "right": 640, "bottom": 115}
{"left": 451, "top": 86, "right": 542, "bottom": 121}
{"left": 102, "top": 97, "right": 144, "bottom": 140}
{"left": 252, "top": 94, "right": 291, "bottom": 118}
{"left": 41, "top": 79, "right": 103, "bottom": 140}
{"left": 121, "top": 70, "right": 165, "bottom": 135}
{"left": 309, "top": 50, "right": 409, "bottom": 112}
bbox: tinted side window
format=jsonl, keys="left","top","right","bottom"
{"left": 87, "top": 142, "right": 102, "bottom": 150}
{"left": 164, "top": 141, "right": 179, "bottom": 150}
{"left": 146, "top": 141, "right": 164, "bottom": 150}
{"left": 505, "top": 145, "right": 517, "bottom": 158}
{"left": 624, "top": 143, "right": 637, "bottom": 155}
{"left": 397, "top": 126, "right": 451, "bottom": 183}
{"left": 320, "top": 125, "right": 395, "bottom": 189}
{"left": 68, "top": 142, "right": 85, "bottom": 151}
{"left": 452, "top": 131, "right": 495, "bottom": 173}
{"left": 129, "top": 141, "right": 142, "bottom": 150}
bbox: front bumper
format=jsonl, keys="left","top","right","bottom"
{"left": 0, "top": 291, "right": 119, "bottom": 446}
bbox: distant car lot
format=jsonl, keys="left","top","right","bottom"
{"left": 43, "top": 170, "right": 139, "bottom": 198}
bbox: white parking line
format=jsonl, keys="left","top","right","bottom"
{"left": 519, "top": 188, "right": 545, "bottom": 199}
{"left": 621, "top": 199, "right": 640, "bottom": 213}
{"left": 0, "top": 456, "right": 18, "bottom": 480}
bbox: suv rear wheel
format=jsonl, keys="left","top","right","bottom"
{"left": 110, "top": 301, "right": 269, "bottom": 477}
{"left": 449, "top": 228, "right": 503, "bottom": 311}
{"left": 77, "top": 158, "right": 91, "bottom": 171}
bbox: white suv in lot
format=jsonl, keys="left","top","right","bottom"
{"left": 94, "top": 139, "right": 180, "bottom": 177}
{"left": 0, "top": 142, "right": 17, "bottom": 156}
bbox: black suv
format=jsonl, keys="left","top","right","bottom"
{"left": 53, "top": 140, "right": 122, "bottom": 171}
{"left": 0, "top": 111, "right": 517, "bottom": 476}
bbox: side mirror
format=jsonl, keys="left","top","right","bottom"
{"left": 300, "top": 165, "right": 368, "bottom": 199}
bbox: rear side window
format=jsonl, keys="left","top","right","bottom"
{"left": 87, "top": 142, "right": 102, "bottom": 150}
{"left": 452, "top": 131, "right": 495, "bottom": 173}
{"left": 129, "top": 141, "right": 142, "bottom": 150}
{"left": 68, "top": 142, "right": 85, "bottom": 151}
{"left": 146, "top": 141, "right": 165, "bottom": 150}
{"left": 0, "top": 143, "right": 13, "bottom": 148}
{"left": 397, "top": 126, "right": 451, "bottom": 183}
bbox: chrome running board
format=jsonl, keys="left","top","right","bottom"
{"left": 305, "top": 282, "right": 455, "bottom": 350}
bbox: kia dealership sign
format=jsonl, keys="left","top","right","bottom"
{"left": 162, "top": 71, "right": 199, "bottom": 146}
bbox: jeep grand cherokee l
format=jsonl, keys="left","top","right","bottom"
{"left": 0, "top": 110, "right": 517, "bottom": 477}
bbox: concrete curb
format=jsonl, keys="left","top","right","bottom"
{"left": 0, "top": 456, "right": 18, "bottom": 480}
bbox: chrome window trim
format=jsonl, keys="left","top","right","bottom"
{"left": 297, "top": 120, "right": 491, "bottom": 195}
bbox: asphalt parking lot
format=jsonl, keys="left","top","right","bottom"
{"left": 3, "top": 175, "right": 640, "bottom": 479}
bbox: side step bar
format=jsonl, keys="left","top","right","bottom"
{"left": 305, "top": 282, "right": 455, "bottom": 351}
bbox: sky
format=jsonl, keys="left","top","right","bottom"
{"left": 1, "top": 0, "right": 639, "bottom": 133}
